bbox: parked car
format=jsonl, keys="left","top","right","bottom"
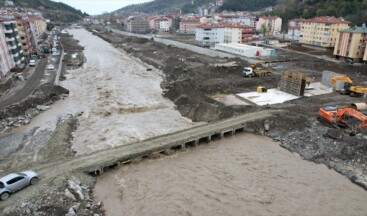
{"left": 47, "top": 64, "right": 55, "bottom": 70}
{"left": 0, "top": 171, "right": 38, "bottom": 200}
{"left": 29, "top": 59, "right": 36, "bottom": 67}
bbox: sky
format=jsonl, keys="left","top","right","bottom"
{"left": 52, "top": 0, "right": 152, "bottom": 15}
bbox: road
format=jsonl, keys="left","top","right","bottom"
{"left": 0, "top": 109, "right": 277, "bottom": 210}
{"left": 0, "top": 58, "right": 48, "bottom": 109}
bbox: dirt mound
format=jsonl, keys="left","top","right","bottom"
{"left": 0, "top": 84, "right": 69, "bottom": 133}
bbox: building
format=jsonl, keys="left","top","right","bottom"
{"left": 300, "top": 16, "right": 350, "bottom": 48}
{"left": 287, "top": 18, "right": 304, "bottom": 41}
{"left": 155, "top": 18, "right": 171, "bottom": 33}
{"left": 214, "top": 43, "right": 276, "bottom": 57}
{"left": 179, "top": 18, "right": 200, "bottom": 34}
{"left": 223, "top": 23, "right": 254, "bottom": 44}
{"left": 195, "top": 24, "right": 224, "bottom": 47}
{"left": 256, "top": 16, "right": 282, "bottom": 35}
{"left": 0, "top": 19, "right": 23, "bottom": 77}
{"left": 334, "top": 27, "right": 367, "bottom": 63}
{"left": 126, "top": 17, "right": 150, "bottom": 33}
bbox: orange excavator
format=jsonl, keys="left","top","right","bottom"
{"left": 318, "top": 106, "right": 367, "bottom": 132}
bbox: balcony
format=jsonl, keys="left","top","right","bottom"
{"left": 6, "top": 37, "right": 15, "bottom": 42}
{"left": 12, "top": 53, "right": 19, "bottom": 58}
{"left": 363, "top": 36, "right": 367, "bottom": 40}
{"left": 242, "top": 34, "right": 253, "bottom": 37}
{"left": 7, "top": 45, "right": 17, "bottom": 50}
{"left": 19, "top": 49, "right": 23, "bottom": 54}
{"left": 3, "top": 20, "right": 16, "bottom": 25}
{"left": 242, "top": 29, "right": 253, "bottom": 33}
{"left": 4, "top": 29, "right": 13, "bottom": 34}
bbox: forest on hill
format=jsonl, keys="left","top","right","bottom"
{"left": 0, "top": 0, "right": 88, "bottom": 22}
{"left": 273, "top": 0, "right": 367, "bottom": 25}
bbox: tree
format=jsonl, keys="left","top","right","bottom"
{"left": 260, "top": 24, "right": 268, "bottom": 36}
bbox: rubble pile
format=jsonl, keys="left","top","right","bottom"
{"left": 0, "top": 84, "right": 69, "bottom": 134}
{"left": 6, "top": 177, "right": 104, "bottom": 216}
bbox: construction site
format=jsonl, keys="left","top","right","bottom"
{"left": 0, "top": 26, "right": 367, "bottom": 215}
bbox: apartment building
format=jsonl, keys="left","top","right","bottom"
{"left": 256, "top": 16, "right": 282, "bottom": 35}
{"left": 179, "top": 18, "right": 200, "bottom": 35}
{"left": 0, "top": 19, "right": 23, "bottom": 77}
{"left": 126, "top": 17, "right": 150, "bottom": 33}
{"left": 334, "top": 27, "right": 367, "bottom": 63}
{"left": 287, "top": 18, "right": 304, "bottom": 40}
{"left": 223, "top": 23, "right": 254, "bottom": 43}
{"left": 300, "top": 16, "right": 350, "bottom": 48}
{"left": 195, "top": 24, "right": 224, "bottom": 47}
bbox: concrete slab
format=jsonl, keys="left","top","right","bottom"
{"left": 237, "top": 89, "right": 300, "bottom": 106}
{"left": 236, "top": 82, "right": 333, "bottom": 106}
{"left": 304, "top": 82, "right": 333, "bottom": 97}
{"left": 211, "top": 94, "right": 251, "bottom": 106}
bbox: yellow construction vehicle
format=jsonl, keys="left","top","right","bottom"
{"left": 331, "top": 76, "right": 367, "bottom": 96}
{"left": 242, "top": 61, "right": 272, "bottom": 77}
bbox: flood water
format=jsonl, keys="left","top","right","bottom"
{"left": 94, "top": 133, "right": 367, "bottom": 216}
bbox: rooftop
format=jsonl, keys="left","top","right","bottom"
{"left": 303, "top": 16, "right": 351, "bottom": 24}
{"left": 339, "top": 26, "right": 367, "bottom": 33}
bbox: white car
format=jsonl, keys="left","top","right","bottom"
{"left": 0, "top": 171, "right": 38, "bottom": 200}
{"left": 29, "top": 59, "right": 36, "bottom": 67}
{"left": 47, "top": 64, "right": 55, "bottom": 70}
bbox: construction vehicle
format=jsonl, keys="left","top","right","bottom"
{"left": 318, "top": 106, "right": 367, "bottom": 133}
{"left": 242, "top": 62, "right": 272, "bottom": 77}
{"left": 331, "top": 76, "right": 367, "bottom": 97}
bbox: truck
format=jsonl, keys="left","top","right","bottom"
{"left": 242, "top": 62, "right": 272, "bottom": 77}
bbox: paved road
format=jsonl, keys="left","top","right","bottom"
{"left": 0, "top": 58, "right": 48, "bottom": 109}
{"left": 0, "top": 109, "right": 278, "bottom": 209}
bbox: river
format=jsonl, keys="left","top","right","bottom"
{"left": 95, "top": 133, "right": 367, "bottom": 216}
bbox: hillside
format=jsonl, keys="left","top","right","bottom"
{"left": 273, "top": 0, "right": 367, "bottom": 26}
{"left": 219, "top": 0, "right": 276, "bottom": 12}
{"left": 0, "top": 0, "right": 88, "bottom": 22}
{"left": 116, "top": 0, "right": 215, "bottom": 15}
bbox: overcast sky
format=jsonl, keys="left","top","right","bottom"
{"left": 51, "top": 0, "right": 152, "bottom": 15}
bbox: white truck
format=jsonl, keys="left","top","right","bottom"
{"left": 242, "top": 66, "right": 272, "bottom": 77}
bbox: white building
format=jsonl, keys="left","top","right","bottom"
{"left": 256, "top": 16, "right": 282, "bottom": 35}
{"left": 214, "top": 43, "right": 276, "bottom": 57}
{"left": 195, "top": 24, "right": 224, "bottom": 47}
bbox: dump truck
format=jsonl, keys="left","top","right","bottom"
{"left": 242, "top": 62, "right": 272, "bottom": 77}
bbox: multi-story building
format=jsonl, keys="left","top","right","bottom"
{"left": 126, "top": 17, "right": 150, "bottom": 33}
{"left": 334, "top": 27, "right": 367, "bottom": 63}
{"left": 256, "top": 16, "right": 282, "bottom": 35}
{"left": 195, "top": 24, "right": 224, "bottom": 47}
{"left": 287, "top": 18, "right": 304, "bottom": 40}
{"left": 179, "top": 18, "right": 200, "bottom": 34}
{"left": 0, "top": 12, "right": 36, "bottom": 57}
{"left": 0, "top": 18, "right": 23, "bottom": 77}
{"left": 300, "top": 16, "right": 350, "bottom": 48}
{"left": 0, "top": 19, "right": 14, "bottom": 78}
{"left": 223, "top": 23, "right": 254, "bottom": 44}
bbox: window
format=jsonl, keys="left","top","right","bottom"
{"left": 6, "top": 176, "right": 24, "bottom": 184}
{"left": 0, "top": 181, "right": 4, "bottom": 188}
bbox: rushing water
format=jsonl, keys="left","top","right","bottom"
{"left": 95, "top": 133, "right": 367, "bottom": 216}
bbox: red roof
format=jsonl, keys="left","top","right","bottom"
{"left": 260, "top": 16, "right": 280, "bottom": 20}
{"left": 222, "top": 23, "right": 253, "bottom": 29}
{"left": 303, "top": 16, "right": 350, "bottom": 24}
{"left": 196, "top": 24, "right": 220, "bottom": 29}
{"left": 182, "top": 18, "right": 200, "bottom": 23}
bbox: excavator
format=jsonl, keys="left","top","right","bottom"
{"left": 318, "top": 106, "right": 367, "bottom": 133}
{"left": 331, "top": 76, "right": 367, "bottom": 97}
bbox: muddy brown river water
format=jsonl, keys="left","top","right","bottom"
{"left": 94, "top": 133, "right": 367, "bottom": 216}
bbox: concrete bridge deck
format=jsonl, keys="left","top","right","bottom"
{"left": 62, "top": 109, "right": 278, "bottom": 175}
